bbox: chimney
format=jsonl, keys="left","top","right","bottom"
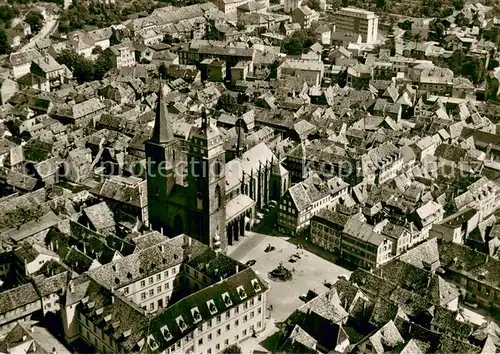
{"left": 69, "top": 282, "right": 74, "bottom": 294}
{"left": 22, "top": 335, "right": 27, "bottom": 342}
{"left": 236, "top": 264, "right": 239, "bottom": 273}
{"left": 31, "top": 326, "right": 34, "bottom": 333}
{"left": 32, "top": 342, "right": 36, "bottom": 352}
{"left": 52, "top": 347, "right": 57, "bottom": 354}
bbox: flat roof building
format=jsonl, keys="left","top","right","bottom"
{"left": 333, "top": 7, "right": 379, "bottom": 44}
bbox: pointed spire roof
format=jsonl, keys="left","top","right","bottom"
{"left": 151, "top": 81, "right": 174, "bottom": 144}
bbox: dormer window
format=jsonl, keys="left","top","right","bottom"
{"left": 161, "top": 325, "right": 172, "bottom": 341}
{"left": 176, "top": 316, "right": 187, "bottom": 332}
{"left": 148, "top": 335, "right": 159, "bottom": 350}
{"left": 207, "top": 299, "right": 217, "bottom": 315}
{"left": 251, "top": 279, "right": 261, "bottom": 292}
{"left": 222, "top": 292, "right": 232, "bottom": 307}
{"left": 112, "top": 321, "right": 120, "bottom": 329}
{"left": 82, "top": 297, "right": 89, "bottom": 304}
{"left": 191, "top": 307, "right": 202, "bottom": 323}
{"left": 123, "top": 329, "right": 132, "bottom": 338}
{"left": 237, "top": 286, "right": 247, "bottom": 300}
{"left": 104, "top": 314, "right": 112, "bottom": 322}
{"left": 88, "top": 301, "right": 95, "bottom": 309}
{"left": 96, "top": 308, "right": 103, "bottom": 315}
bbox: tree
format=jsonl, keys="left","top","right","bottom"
{"left": 0, "top": 27, "right": 10, "bottom": 55}
{"left": 25, "top": 12, "right": 44, "bottom": 33}
{"left": 452, "top": 0, "right": 464, "bottom": 10}
{"left": 222, "top": 345, "right": 242, "bottom": 354}
{"left": 216, "top": 94, "right": 241, "bottom": 114}
{"left": 57, "top": 49, "right": 95, "bottom": 83}
{"left": 281, "top": 29, "right": 316, "bottom": 55}
{"left": 306, "top": 0, "right": 321, "bottom": 11}
{"left": 93, "top": 49, "right": 113, "bottom": 80}
{"left": 159, "top": 63, "right": 168, "bottom": 78}
{"left": 376, "top": 0, "right": 386, "bottom": 10}
{"left": 488, "top": 59, "right": 499, "bottom": 71}
{"left": 0, "top": 5, "right": 19, "bottom": 27}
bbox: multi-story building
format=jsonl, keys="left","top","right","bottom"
{"left": 311, "top": 213, "right": 393, "bottom": 269}
{"left": 61, "top": 235, "right": 269, "bottom": 354}
{"left": 291, "top": 6, "right": 319, "bottom": 29}
{"left": 277, "top": 59, "right": 324, "bottom": 87}
{"left": 30, "top": 55, "right": 66, "bottom": 91}
{"left": 108, "top": 41, "right": 136, "bottom": 69}
{"left": 284, "top": 0, "right": 301, "bottom": 13}
{"left": 333, "top": 7, "right": 378, "bottom": 44}
{"left": 454, "top": 177, "right": 499, "bottom": 222}
{"left": 409, "top": 200, "right": 444, "bottom": 242}
{"left": 361, "top": 142, "right": 403, "bottom": 184}
{"left": 277, "top": 174, "right": 348, "bottom": 235}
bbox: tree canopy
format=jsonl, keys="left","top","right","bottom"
{"left": 57, "top": 48, "right": 114, "bottom": 83}
{"left": 216, "top": 94, "right": 242, "bottom": 114}
{"left": 282, "top": 29, "right": 317, "bottom": 55}
{"left": 445, "top": 50, "right": 485, "bottom": 84}
{"left": 25, "top": 11, "right": 44, "bottom": 33}
{"left": 0, "top": 28, "right": 10, "bottom": 55}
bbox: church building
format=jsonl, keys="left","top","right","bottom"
{"left": 145, "top": 84, "right": 289, "bottom": 252}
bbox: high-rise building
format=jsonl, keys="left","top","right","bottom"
{"left": 333, "top": 7, "right": 379, "bottom": 44}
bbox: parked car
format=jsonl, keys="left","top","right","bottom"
{"left": 265, "top": 245, "right": 276, "bottom": 253}
{"left": 245, "top": 260, "right": 257, "bottom": 267}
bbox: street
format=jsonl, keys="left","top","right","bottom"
{"left": 20, "top": 16, "right": 59, "bottom": 52}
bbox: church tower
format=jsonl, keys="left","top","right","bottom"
{"left": 187, "top": 108, "right": 227, "bottom": 252}
{"left": 145, "top": 83, "right": 177, "bottom": 235}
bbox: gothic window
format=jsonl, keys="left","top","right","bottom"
{"left": 214, "top": 159, "right": 221, "bottom": 176}
{"left": 215, "top": 185, "right": 221, "bottom": 210}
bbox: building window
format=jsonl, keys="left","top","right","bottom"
{"left": 243, "top": 315, "right": 247, "bottom": 322}
{"left": 225, "top": 312, "right": 230, "bottom": 319}
{"left": 150, "top": 303, "right": 154, "bottom": 310}
{"left": 149, "top": 289, "right": 154, "bottom": 297}
{"left": 198, "top": 338, "right": 203, "bottom": 346}
{"left": 243, "top": 329, "right": 247, "bottom": 336}
{"left": 250, "top": 311, "right": 254, "bottom": 319}
{"left": 140, "top": 280, "right": 145, "bottom": 288}
{"left": 216, "top": 315, "right": 221, "bottom": 323}
{"left": 141, "top": 293, "right": 146, "bottom": 300}
{"left": 156, "top": 274, "right": 161, "bottom": 281}
{"left": 165, "top": 282, "right": 170, "bottom": 290}
{"left": 226, "top": 324, "right": 230, "bottom": 331}
{"left": 157, "top": 286, "right": 162, "bottom": 293}
{"left": 224, "top": 339, "right": 229, "bottom": 346}
{"left": 208, "top": 349, "right": 212, "bottom": 354}
{"left": 123, "top": 287, "right": 129, "bottom": 295}
{"left": 207, "top": 319, "right": 212, "bottom": 328}
{"left": 172, "top": 267, "right": 177, "bottom": 275}
{"left": 164, "top": 270, "right": 169, "bottom": 277}
{"left": 235, "top": 319, "right": 239, "bottom": 326}
{"left": 216, "top": 344, "right": 220, "bottom": 350}
{"left": 234, "top": 306, "right": 239, "bottom": 314}
{"left": 149, "top": 277, "right": 153, "bottom": 284}
{"left": 208, "top": 333, "right": 212, "bottom": 341}
{"left": 217, "top": 329, "right": 221, "bottom": 336}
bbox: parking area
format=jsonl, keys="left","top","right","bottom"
{"left": 229, "top": 231, "right": 352, "bottom": 323}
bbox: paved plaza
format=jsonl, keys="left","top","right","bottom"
{"left": 229, "top": 231, "right": 351, "bottom": 352}
{"left": 229, "top": 231, "right": 349, "bottom": 344}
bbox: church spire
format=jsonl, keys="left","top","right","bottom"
{"left": 151, "top": 80, "right": 174, "bottom": 144}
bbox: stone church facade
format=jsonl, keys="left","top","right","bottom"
{"left": 146, "top": 84, "right": 289, "bottom": 252}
